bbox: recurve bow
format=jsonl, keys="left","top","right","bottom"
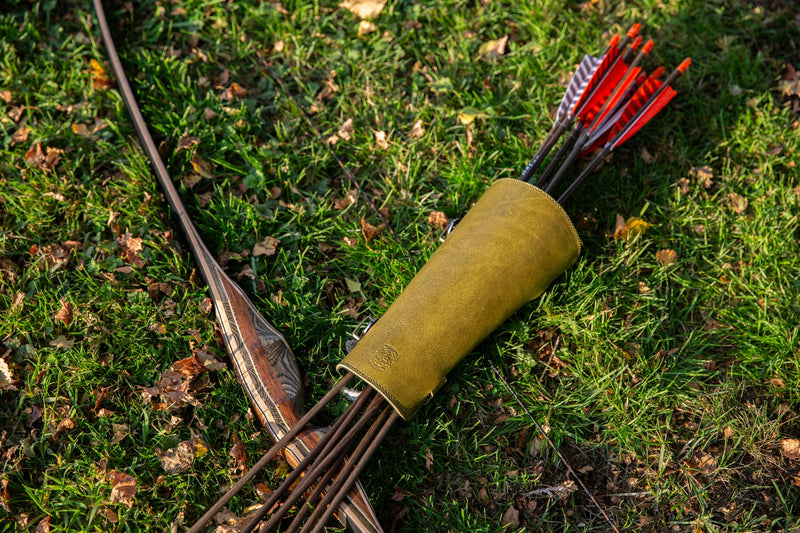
{"left": 93, "top": 1, "right": 381, "bottom": 530}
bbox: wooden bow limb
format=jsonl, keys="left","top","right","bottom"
{"left": 92, "top": 1, "right": 382, "bottom": 531}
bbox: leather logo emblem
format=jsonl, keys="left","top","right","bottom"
{"left": 369, "top": 344, "right": 398, "bottom": 371}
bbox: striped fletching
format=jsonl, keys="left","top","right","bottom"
{"left": 571, "top": 44, "right": 620, "bottom": 118}
{"left": 555, "top": 54, "right": 601, "bottom": 123}
{"left": 576, "top": 59, "right": 629, "bottom": 126}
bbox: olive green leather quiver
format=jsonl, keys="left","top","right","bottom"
{"left": 338, "top": 179, "right": 581, "bottom": 419}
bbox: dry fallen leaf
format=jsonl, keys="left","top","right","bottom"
{"left": 691, "top": 165, "right": 714, "bottom": 189}
{"left": 220, "top": 82, "right": 248, "bottom": 101}
{"left": 779, "top": 64, "right": 800, "bottom": 97}
{"left": 357, "top": 20, "right": 377, "bottom": 37}
{"left": 338, "top": 118, "right": 354, "bottom": 141}
{"left": 361, "top": 218, "right": 383, "bottom": 242}
{"left": 340, "top": 0, "right": 386, "bottom": 19}
{"left": 727, "top": 192, "right": 748, "bottom": 214}
{"left": 176, "top": 132, "right": 200, "bottom": 152}
{"left": 253, "top": 236, "right": 280, "bottom": 257}
{"left": 90, "top": 58, "right": 112, "bottom": 90}
{"left": 501, "top": 505, "right": 520, "bottom": 528}
{"left": 640, "top": 146, "right": 655, "bottom": 163}
{"left": 11, "top": 125, "right": 29, "bottom": 146}
{"left": 373, "top": 130, "right": 390, "bottom": 150}
{"left": 34, "top": 516, "right": 50, "bottom": 533}
{"left": 230, "top": 441, "right": 248, "bottom": 474}
{"left": 690, "top": 451, "right": 717, "bottom": 475}
{"left": 407, "top": 119, "right": 425, "bottom": 139}
{"left": 427, "top": 211, "right": 449, "bottom": 230}
{"left": 782, "top": 438, "right": 800, "bottom": 461}
{"left": 159, "top": 441, "right": 195, "bottom": 475}
{"left": 0, "top": 90, "right": 11, "bottom": 103}
{"left": 613, "top": 215, "right": 651, "bottom": 240}
{"left": 0, "top": 358, "right": 15, "bottom": 391}
{"left": 190, "top": 154, "right": 213, "bottom": 179}
{"left": 111, "top": 423, "right": 129, "bottom": 445}
{"left": 457, "top": 107, "right": 485, "bottom": 125}
{"left": 655, "top": 249, "right": 679, "bottom": 266}
{"left": 108, "top": 470, "right": 137, "bottom": 508}
{"left": 11, "top": 292, "right": 24, "bottom": 310}
{"left": 54, "top": 300, "right": 74, "bottom": 326}
{"left": 334, "top": 189, "right": 358, "bottom": 210}
{"left": 478, "top": 35, "right": 508, "bottom": 63}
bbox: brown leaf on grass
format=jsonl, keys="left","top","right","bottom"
{"left": 357, "top": 20, "right": 377, "bottom": 37}
{"left": 1, "top": 478, "right": 9, "bottom": 512}
{"left": 426, "top": 211, "right": 449, "bottom": 230}
{"left": 176, "top": 132, "right": 200, "bottom": 152}
{"left": 424, "top": 449, "right": 434, "bottom": 471}
{"left": 11, "top": 292, "right": 24, "bottom": 310}
{"left": 340, "top": 0, "right": 386, "bottom": 19}
{"left": 691, "top": 165, "right": 714, "bottom": 189}
{"left": 159, "top": 441, "right": 195, "bottom": 474}
{"left": 640, "top": 146, "right": 655, "bottom": 163}
{"left": 200, "top": 298, "right": 213, "bottom": 314}
{"left": 55, "top": 416, "right": 74, "bottom": 436}
{"left": 108, "top": 470, "right": 137, "bottom": 507}
{"left": 0, "top": 90, "right": 11, "bottom": 103}
{"left": 220, "top": 82, "right": 248, "bottom": 101}
{"left": 72, "top": 118, "right": 108, "bottom": 137}
{"left": 727, "top": 192, "right": 748, "bottom": 214}
{"left": 478, "top": 35, "right": 508, "bottom": 63}
{"left": 781, "top": 438, "right": 800, "bottom": 461}
{"left": 779, "top": 64, "right": 800, "bottom": 97}
{"left": 655, "top": 249, "right": 679, "bottom": 266}
{"left": 361, "top": 218, "right": 383, "bottom": 242}
{"left": 34, "top": 516, "right": 50, "bottom": 533}
{"left": 373, "top": 129, "right": 390, "bottom": 150}
{"left": 407, "top": 119, "right": 425, "bottom": 139}
{"left": 7, "top": 105, "right": 25, "bottom": 123}
{"left": 613, "top": 214, "right": 650, "bottom": 240}
{"left": 252, "top": 236, "right": 280, "bottom": 257}
{"left": 54, "top": 300, "right": 73, "bottom": 326}
{"left": 0, "top": 358, "right": 14, "bottom": 391}
{"left": 501, "top": 505, "right": 520, "bottom": 528}
{"left": 230, "top": 441, "right": 248, "bottom": 475}
{"left": 190, "top": 154, "right": 213, "bottom": 179}
{"left": 334, "top": 189, "right": 358, "bottom": 210}
{"left": 339, "top": 118, "right": 355, "bottom": 141}
{"left": 688, "top": 451, "right": 717, "bottom": 475}
{"left": 11, "top": 125, "right": 29, "bottom": 145}
{"left": 90, "top": 59, "right": 112, "bottom": 90}
{"left": 111, "top": 424, "right": 129, "bottom": 445}
{"left": 172, "top": 354, "right": 208, "bottom": 378}
{"left": 677, "top": 177, "right": 690, "bottom": 195}
{"left": 27, "top": 405, "right": 43, "bottom": 425}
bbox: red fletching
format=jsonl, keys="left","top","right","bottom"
{"left": 581, "top": 71, "right": 663, "bottom": 153}
{"left": 608, "top": 34, "right": 620, "bottom": 49}
{"left": 570, "top": 45, "right": 621, "bottom": 117}
{"left": 588, "top": 67, "right": 642, "bottom": 129}
{"left": 577, "top": 60, "right": 629, "bottom": 124}
{"left": 677, "top": 58, "right": 691, "bottom": 73}
{"left": 613, "top": 86, "right": 677, "bottom": 148}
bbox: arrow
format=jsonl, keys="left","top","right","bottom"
{"left": 519, "top": 24, "right": 641, "bottom": 182}
{"left": 556, "top": 58, "right": 691, "bottom": 203}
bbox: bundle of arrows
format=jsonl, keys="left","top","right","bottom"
{"left": 93, "top": 1, "right": 689, "bottom": 530}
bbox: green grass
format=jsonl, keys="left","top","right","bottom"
{"left": 1, "top": 0, "right": 799, "bottom": 531}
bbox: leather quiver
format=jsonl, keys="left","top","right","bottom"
{"left": 338, "top": 179, "right": 581, "bottom": 419}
